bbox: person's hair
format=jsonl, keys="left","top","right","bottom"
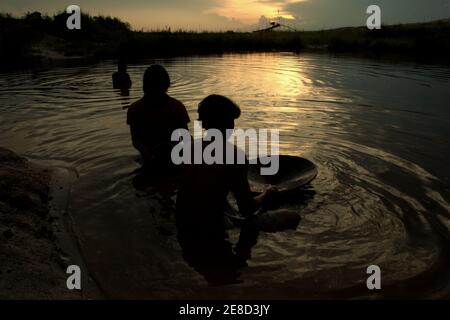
{"left": 143, "top": 64, "right": 170, "bottom": 94}
{"left": 198, "top": 95, "right": 241, "bottom": 129}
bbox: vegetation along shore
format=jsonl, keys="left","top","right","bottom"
{"left": 1, "top": 11, "right": 450, "bottom": 70}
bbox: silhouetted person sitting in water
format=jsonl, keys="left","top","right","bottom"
{"left": 176, "top": 95, "right": 277, "bottom": 285}
{"left": 113, "top": 61, "right": 132, "bottom": 95}
{"left": 127, "top": 64, "right": 190, "bottom": 173}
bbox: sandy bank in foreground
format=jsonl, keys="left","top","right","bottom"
{"left": 0, "top": 147, "right": 84, "bottom": 299}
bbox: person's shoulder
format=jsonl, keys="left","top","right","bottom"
{"left": 168, "top": 96, "right": 190, "bottom": 122}
{"left": 123, "top": 72, "right": 131, "bottom": 80}
{"left": 129, "top": 98, "right": 145, "bottom": 110}
{"left": 167, "top": 96, "right": 186, "bottom": 109}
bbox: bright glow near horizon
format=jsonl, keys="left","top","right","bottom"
{"left": 206, "top": 0, "right": 298, "bottom": 24}
{"left": 1, "top": 0, "right": 450, "bottom": 31}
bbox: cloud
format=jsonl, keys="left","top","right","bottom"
{"left": 206, "top": 0, "right": 300, "bottom": 24}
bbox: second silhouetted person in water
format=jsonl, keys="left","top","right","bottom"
{"left": 127, "top": 64, "right": 190, "bottom": 173}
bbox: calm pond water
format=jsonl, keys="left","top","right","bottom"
{"left": 1, "top": 53, "right": 450, "bottom": 298}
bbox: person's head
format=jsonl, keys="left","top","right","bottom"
{"left": 198, "top": 95, "right": 241, "bottom": 132}
{"left": 118, "top": 60, "right": 127, "bottom": 73}
{"left": 143, "top": 64, "right": 170, "bottom": 95}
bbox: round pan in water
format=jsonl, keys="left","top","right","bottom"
{"left": 248, "top": 155, "right": 318, "bottom": 193}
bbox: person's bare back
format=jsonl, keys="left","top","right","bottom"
{"left": 126, "top": 65, "right": 189, "bottom": 170}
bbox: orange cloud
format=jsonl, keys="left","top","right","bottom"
{"left": 205, "top": 0, "right": 299, "bottom": 24}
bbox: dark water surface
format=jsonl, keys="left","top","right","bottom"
{"left": 1, "top": 53, "right": 450, "bottom": 298}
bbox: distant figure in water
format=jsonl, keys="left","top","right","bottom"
{"left": 176, "top": 95, "right": 277, "bottom": 285}
{"left": 113, "top": 60, "right": 132, "bottom": 96}
{"left": 127, "top": 64, "right": 190, "bottom": 173}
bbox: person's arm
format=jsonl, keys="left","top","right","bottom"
{"left": 231, "top": 164, "right": 259, "bottom": 217}
{"left": 230, "top": 164, "right": 265, "bottom": 264}
{"left": 130, "top": 125, "right": 143, "bottom": 150}
{"left": 127, "top": 108, "right": 150, "bottom": 162}
{"left": 231, "top": 164, "right": 279, "bottom": 217}
{"left": 253, "top": 186, "right": 279, "bottom": 209}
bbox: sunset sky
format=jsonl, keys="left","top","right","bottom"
{"left": 1, "top": 0, "right": 450, "bottom": 31}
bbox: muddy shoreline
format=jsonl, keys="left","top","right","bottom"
{"left": 0, "top": 147, "right": 101, "bottom": 299}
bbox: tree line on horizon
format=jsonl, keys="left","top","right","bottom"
{"left": 0, "top": 11, "right": 131, "bottom": 62}
{"left": 1, "top": 11, "right": 449, "bottom": 69}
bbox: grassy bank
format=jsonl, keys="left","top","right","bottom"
{"left": 1, "top": 11, "right": 450, "bottom": 69}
